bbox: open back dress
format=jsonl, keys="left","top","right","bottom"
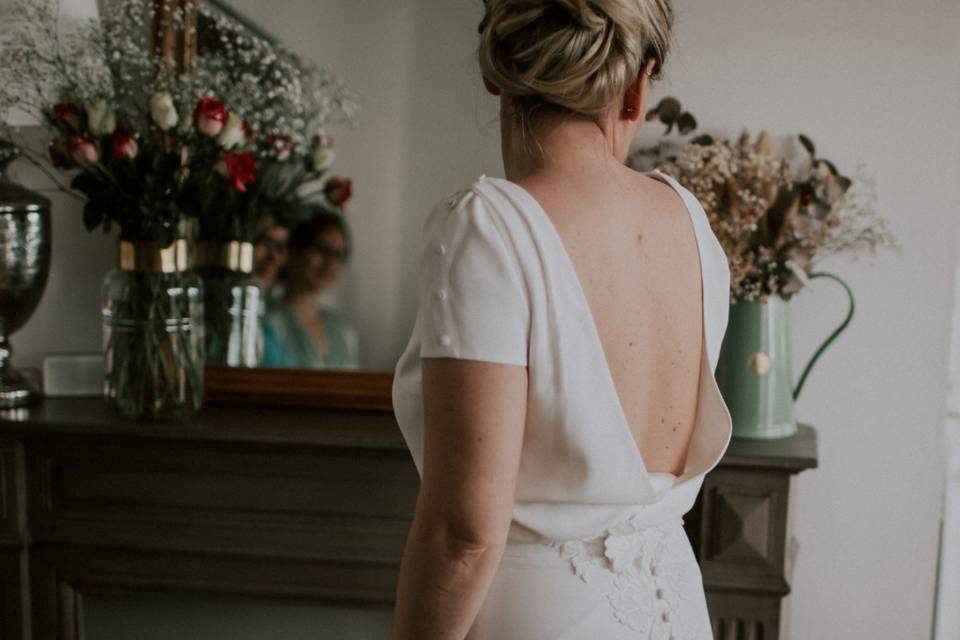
{"left": 392, "top": 170, "right": 733, "bottom": 639}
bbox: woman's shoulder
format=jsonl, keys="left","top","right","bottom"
{"left": 419, "top": 175, "right": 532, "bottom": 260}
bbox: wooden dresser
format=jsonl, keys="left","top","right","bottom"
{"left": 0, "top": 399, "right": 816, "bottom": 640}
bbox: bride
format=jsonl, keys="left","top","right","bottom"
{"left": 391, "top": 1, "right": 732, "bottom": 637}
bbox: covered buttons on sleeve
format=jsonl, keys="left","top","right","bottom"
{"left": 415, "top": 183, "right": 530, "bottom": 366}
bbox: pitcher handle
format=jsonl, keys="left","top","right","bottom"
{"left": 792, "top": 271, "right": 855, "bottom": 401}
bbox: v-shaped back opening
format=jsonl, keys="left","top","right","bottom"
{"left": 486, "top": 171, "right": 709, "bottom": 480}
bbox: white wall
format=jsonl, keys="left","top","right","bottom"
{"left": 655, "top": 2, "right": 958, "bottom": 638}
{"left": 7, "top": 1, "right": 959, "bottom": 638}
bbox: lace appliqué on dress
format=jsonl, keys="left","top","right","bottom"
{"left": 549, "top": 515, "right": 702, "bottom": 640}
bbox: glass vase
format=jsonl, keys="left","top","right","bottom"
{"left": 192, "top": 241, "right": 263, "bottom": 367}
{"left": 102, "top": 239, "right": 204, "bottom": 420}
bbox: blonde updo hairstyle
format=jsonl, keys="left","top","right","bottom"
{"left": 478, "top": 0, "right": 674, "bottom": 146}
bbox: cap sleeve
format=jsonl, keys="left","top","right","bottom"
{"left": 415, "top": 186, "right": 530, "bottom": 366}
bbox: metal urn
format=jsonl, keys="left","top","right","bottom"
{"left": 0, "top": 144, "right": 51, "bottom": 407}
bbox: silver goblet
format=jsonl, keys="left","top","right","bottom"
{"left": 0, "top": 145, "right": 51, "bottom": 407}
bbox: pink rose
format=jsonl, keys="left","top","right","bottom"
{"left": 194, "top": 97, "right": 229, "bottom": 137}
{"left": 65, "top": 136, "right": 99, "bottom": 164}
{"left": 267, "top": 133, "right": 293, "bottom": 161}
{"left": 110, "top": 129, "right": 138, "bottom": 160}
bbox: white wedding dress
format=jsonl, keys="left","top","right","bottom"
{"left": 392, "top": 170, "right": 733, "bottom": 639}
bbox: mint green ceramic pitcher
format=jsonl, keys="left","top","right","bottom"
{"left": 715, "top": 272, "right": 854, "bottom": 439}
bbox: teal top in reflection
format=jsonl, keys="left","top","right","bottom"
{"left": 261, "top": 301, "right": 360, "bottom": 369}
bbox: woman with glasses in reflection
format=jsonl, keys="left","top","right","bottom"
{"left": 260, "top": 207, "right": 361, "bottom": 369}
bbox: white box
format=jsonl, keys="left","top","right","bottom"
{"left": 42, "top": 353, "right": 103, "bottom": 397}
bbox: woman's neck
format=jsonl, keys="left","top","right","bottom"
{"left": 284, "top": 287, "right": 318, "bottom": 317}
{"left": 500, "top": 109, "right": 630, "bottom": 182}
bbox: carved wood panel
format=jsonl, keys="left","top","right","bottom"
{"left": 694, "top": 468, "right": 791, "bottom": 591}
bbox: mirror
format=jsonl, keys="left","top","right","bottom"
{"left": 194, "top": 0, "right": 500, "bottom": 406}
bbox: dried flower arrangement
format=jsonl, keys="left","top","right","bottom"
{"left": 630, "top": 98, "right": 898, "bottom": 302}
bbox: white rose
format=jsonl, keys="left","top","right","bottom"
{"left": 87, "top": 100, "right": 116, "bottom": 136}
{"left": 149, "top": 91, "right": 179, "bottom": 131}
{"left": 217, "top": 113, "right": 245, "bottom": 149}
{"left": 311, "top": 146, "right": 335, "bottom": 172}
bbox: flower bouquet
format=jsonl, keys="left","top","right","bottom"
{"left": 629, "top": 98, "right": 898, "bottom": 438}
{"left": 0, "top": 0, "right": 358, "bottom": 414}
{"left": 0, "top": 0, "right": 206, "bottom": 419}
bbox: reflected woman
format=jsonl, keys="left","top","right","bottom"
{"left": 260, "top": 207, "right": 361, "bottom": 369}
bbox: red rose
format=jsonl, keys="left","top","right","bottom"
{"left": 65, "top": 135, "right": 99, "bottom": 164}
{"left": 241, "top": 120, "right": 255, "bottom": 140}
{"left": 194, "top": 97, "right": 229, "bottom": 136}
{"left": 110, "top": 128, "right": 139, "bottom": 160}
{"left": 216, "top": 151, "right": 256, "bottom": 192}
{"left": 324, "top": 176, "right": 352, "bottom": 207}
{"left": 52, "top": 103, "right": 82, "bottom": 132}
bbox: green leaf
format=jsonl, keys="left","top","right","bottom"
{"left": 677, "top": 112, "right": 697, "bottom": 135}
{"left": 798, "top": 134, "right": 816, "bottom": 157}
{"left": 83, "top": 202, "right": 104, "bottom": 232}
{"left": 655, "top": 97, "right": 682, "bottom": 124}
{"left": 70, "top": 171, "right": 103, "bottom": 196}
{"left": 691, "top": 134, "right": 714, "bottom": 146}
{"left": 820, "top": 158, "right": 840, "bottom": 176}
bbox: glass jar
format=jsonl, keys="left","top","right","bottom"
{"left": 102, "top": 239, "right": 204, "bottom": 419}
{"left": 192, "top": 241, "right": 264, "bottom": 367}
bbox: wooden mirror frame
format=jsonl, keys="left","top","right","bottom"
{"left": 153, "top": 1, "right": 396, "bottom": 413}
{"left": 205, "top": 366, "right": 395, "bottom": 412}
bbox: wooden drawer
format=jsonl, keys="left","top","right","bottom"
{"left": 25, "top": 436, "right": 420, "bottom": 563}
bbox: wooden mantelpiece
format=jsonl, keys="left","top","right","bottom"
{"left": 0, "top": 399, "right": 816, "bottom": 640}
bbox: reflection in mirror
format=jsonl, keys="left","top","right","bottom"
{"left": 196, "top": 0, "right": 498, "bottom": 376}
{"left": 194, "top": 0, "right": 364, "bottom": 371}
{"left": 257, "top": 205, "right": 361, "bottom": 370}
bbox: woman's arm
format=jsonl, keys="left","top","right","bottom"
{"left": 390, "top": 357, "right": 528, "bottom": 640}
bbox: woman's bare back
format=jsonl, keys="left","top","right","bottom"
{"left": 516, "top": 167, "right": 704, "bottom": 476}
